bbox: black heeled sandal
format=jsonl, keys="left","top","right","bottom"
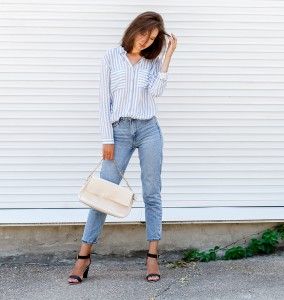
{"left": 145, "top": 252, "right": 161, "bottom": 282}
{"left": 68, "top": 253, "right": 91, "bottom": 285}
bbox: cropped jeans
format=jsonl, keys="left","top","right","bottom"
{"left": 81, "top": 116, "right": 163, "bottom": 244}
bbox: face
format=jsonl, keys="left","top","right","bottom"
{"left": 132, "top": 27, "right": 159, "bottom": 54}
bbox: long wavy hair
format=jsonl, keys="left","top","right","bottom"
{"left": 121, "top": 11, "right": 170, "bottom": 59}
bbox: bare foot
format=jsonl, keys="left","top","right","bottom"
{"left": 146, "top": 256, "right": 160, "bottom": 281}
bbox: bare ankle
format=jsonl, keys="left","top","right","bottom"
{"left": 79, "top": 243, "right": 92, "bottom": 256}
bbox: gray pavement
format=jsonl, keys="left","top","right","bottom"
{"left": 0, "top": 250, "right": 283, "bottom": 300}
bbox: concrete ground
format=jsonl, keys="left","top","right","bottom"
{"left": 0, "top": 250, "right": 283, "bottom": 300}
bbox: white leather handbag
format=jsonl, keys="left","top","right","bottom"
{"left": 78, "top": 159, "right": 136, "bottom": 218}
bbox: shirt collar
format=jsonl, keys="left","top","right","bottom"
{"left": 119, "top": 45, "right": 127, "bottom": 56}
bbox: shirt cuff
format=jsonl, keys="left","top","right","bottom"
{"left": 158, "top": 71, "right": 168, "bottom": 81}
{"left": 102, "top": 138, "right": 114, "bottom": 144}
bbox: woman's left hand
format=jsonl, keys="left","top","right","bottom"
{"left": 165, "top": 33, "right": 177, "bottom": 59}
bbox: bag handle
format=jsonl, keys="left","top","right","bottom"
{"left": 86, "top": 158, "right": 134, "bottom": 194}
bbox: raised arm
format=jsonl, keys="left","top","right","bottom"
{"left": 149, "top": 33, "right": 177, "bottom": 97}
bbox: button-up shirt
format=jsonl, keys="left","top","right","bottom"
{"left": 99, "top": 45, "right": 168, "bottom": 144}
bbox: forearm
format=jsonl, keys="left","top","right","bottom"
{"left": 160, "top": 55, "right": 172, "bottom": 73}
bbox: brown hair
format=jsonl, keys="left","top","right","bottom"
{"left": 121, "top": 11, "right": 170, "bottom": 60}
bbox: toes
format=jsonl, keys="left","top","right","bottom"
{"left": 147, "top": 276, "right": 160, "bottom": 281}
{"left": 68, "top": 279, "right": 79, "bottom": 284}
{"left": 68, "top": 276, "right": 80, "bottom": 284}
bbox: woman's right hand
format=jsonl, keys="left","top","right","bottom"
{"left": 102, "top": 144, "right": 114, "bottom": 160}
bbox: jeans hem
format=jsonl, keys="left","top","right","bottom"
{"left": 81, "top": 240, "right": 98, "bottom": 245}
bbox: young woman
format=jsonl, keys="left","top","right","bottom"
{"left": 68, "top": 11, "right": 177, "bottom": 284}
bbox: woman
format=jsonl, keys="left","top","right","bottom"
{"left": 68, "top": 11, "right": 177, "bottom": 284}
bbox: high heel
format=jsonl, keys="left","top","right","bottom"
{"left": 68, "top": 253, "right": 91, "bottom": 285}
{"left": 145, "top": 252, "right": 161, "bottom": 282}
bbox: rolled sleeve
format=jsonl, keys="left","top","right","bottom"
{"left": 158, "top": 71, "right": 168, "bottom": 81}
{"left": 148, "top": 57, "right": 168, "bottom": 97}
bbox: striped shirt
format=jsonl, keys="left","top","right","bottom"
{"left": 99, "top": 45, "right": 168, "bottom": 144}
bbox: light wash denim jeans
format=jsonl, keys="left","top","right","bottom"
{"left": 81, "top": 116, "right": 163, "bottom": 244}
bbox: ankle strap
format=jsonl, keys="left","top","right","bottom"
{"left": 77, "top": 253, "right": 91, "bottom": 259}
{"left": 147, "top": 252, "right": 159, "bottom": 258}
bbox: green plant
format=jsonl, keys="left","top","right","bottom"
{"left": 182, "top": 246, "right": 219, "bottom": 262}
{"left": 182, "top": 249, "right": 200, "bottom": 261}
{"left": 247, "top": 228, "right": 283, "bottom": 254}
{"left": 181, "top": 224, "right": 284, "bottom": 264}
{"left": 224, "top": 246, "right": 244, "bottom": 260}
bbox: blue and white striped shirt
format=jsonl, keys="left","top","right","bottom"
{"left": 99, "top": 45, "right": 168, "bottom": 144}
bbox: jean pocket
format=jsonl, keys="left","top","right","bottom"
{"left": 155, "top": 119, "right": 163, "bottom": 144}
{"left": 110, "top": 68, "right": 126, "bottom": 92}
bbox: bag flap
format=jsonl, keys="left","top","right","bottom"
{"left": 85, "top": 177, "right": 133, "bottom": 207}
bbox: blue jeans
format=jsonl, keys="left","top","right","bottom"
{"left": 81, "top": 116, "right": 163, "bottom": 244}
